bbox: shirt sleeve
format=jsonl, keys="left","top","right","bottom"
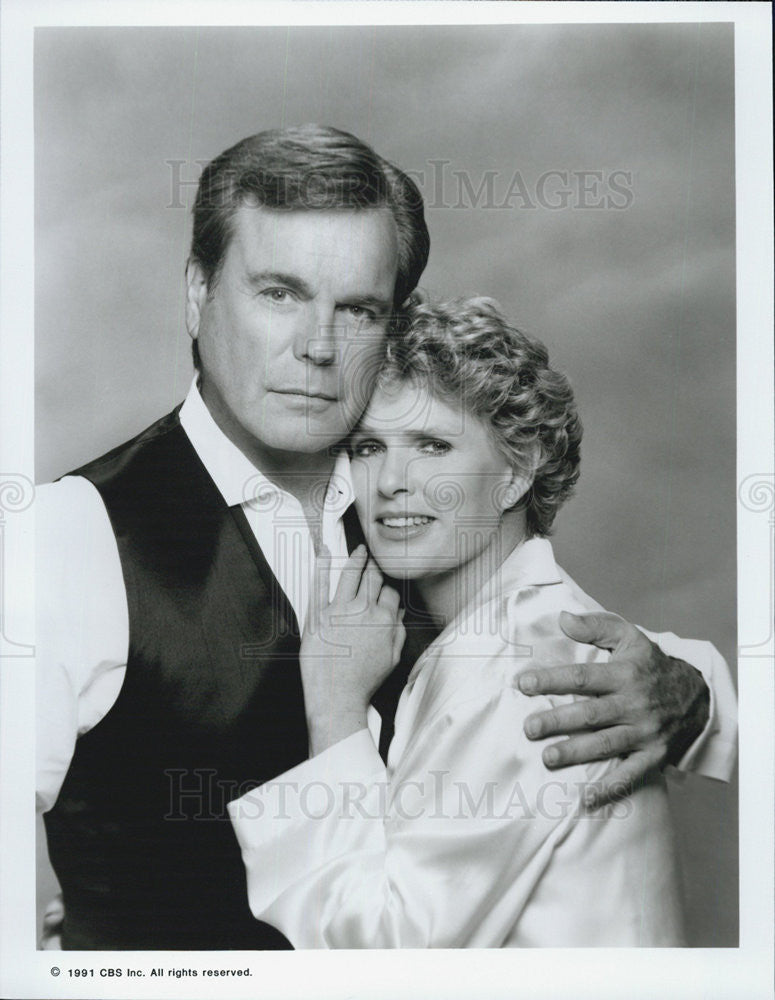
{"left": 228, "top": 689, "right": 606, "bottom": 949}
{"left": 640, "top": 629, "right": 737, "bottom": 782}
{"left": 35, "top": 476, "right": 129, "bottom": 812}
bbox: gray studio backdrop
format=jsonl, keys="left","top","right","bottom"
{"left": 35, "top": 23, "right": 737, "bottom": 946}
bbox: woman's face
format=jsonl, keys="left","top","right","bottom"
{"left": 350, "top": 379, "right": 516, "bottom": 579}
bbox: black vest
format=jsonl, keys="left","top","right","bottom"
{"left": 44, "top": 408, "right": 429, "bottom": 950}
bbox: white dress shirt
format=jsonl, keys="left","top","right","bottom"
{"left": 36, "top": 382, "right": 737, "bottom": 818}
{"left": 228, "top": 539, "right": 725, "bottom": 948}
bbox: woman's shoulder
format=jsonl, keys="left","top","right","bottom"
{"left": 394, "top": 626, "right": 618, "bottom": 788}
{"left": 399, "top": 562, "right": 612, "bottom": 734}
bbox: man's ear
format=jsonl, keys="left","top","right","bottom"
{"left": 185, "top": 259, "right": 208, "bottom": 340}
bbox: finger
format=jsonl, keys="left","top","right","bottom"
{"left": 377, "top": 584, "right": 401, "bottom": 616}
{"left": 358, "top": 558, "right": 383, "bottom": 606}
{"left": 392, "top": 622, "right": 406, "bottom": 665}
{"left": 335, "top": 545, "right": 368, "bottom": 602}
{"left": 309, "top": 545, "right": 332, "bottom": 626}
{"left": 518, "top": 661, "right": 620, "bottom": 698}
{"left": 583, "top": 748, "right": 663, "bottom": 809}
{"left": 523, "top": 694, "right": 635, "bottom": 740}
{"left": 538, "top": 725, "right": 639, "bottom": 770}
{"left": 559, "top": 611, "right": 644, "bottom": 654}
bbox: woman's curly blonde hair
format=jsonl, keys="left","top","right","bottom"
{"left": 384, "top": 296, "right": 582, "bottom": 537}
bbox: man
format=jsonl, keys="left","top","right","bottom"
{"left": 37, "top": 125, "right": 736, "bottom": 950}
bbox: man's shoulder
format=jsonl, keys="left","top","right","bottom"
{"left": 37, "top": 405, "right": 187, "bottom": 525}
{"left": 37, "top": 474, "right": 105, "bottom": 518}
{"left": 70, "top": 406, "right": 184, "bottom": 483}
{"left": 36, "top": 475, "right": 117, "bottom": 575}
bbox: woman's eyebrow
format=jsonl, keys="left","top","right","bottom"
{"left": 353, "top": 425, "right": 452, "bottom": 439}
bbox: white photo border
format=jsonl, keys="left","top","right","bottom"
{"left": 1, "top": 2, "right": 772, "bottom": 998}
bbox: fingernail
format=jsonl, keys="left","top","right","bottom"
{"left": 525, "top": 718, "right": 539, "bottom": 739}
{"left": 543, "top": 746, "right": 559, "bottom": 766}
{"left": 519, "top": 673, "right": 537, "bottom": 693}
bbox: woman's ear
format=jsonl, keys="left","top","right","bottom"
{"left": 500, "top": 472, "right": 533, "bottom": 511}
{"left": 499, "top": 444, "right": 539, "bottom": 511}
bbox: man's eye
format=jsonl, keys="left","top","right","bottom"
{"left": 342, "top": 305, "right": 377, "bottom": 321}
{"left": 352, "top": 439, "right": 383, "bottom": 458}
{"left": 419, "top": 439, "right": 451, "bottom": 456}
{"left": 261, "top": 288, "right": 291, "bottom": 303}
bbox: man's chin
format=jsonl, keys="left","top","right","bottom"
{"left": 248, "top": 418, "right": 350, "bottom": 456}
{"left": 262, "top": 433, "right": 345, "bottom": 455}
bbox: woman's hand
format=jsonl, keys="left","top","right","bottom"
{"left": 300, "top": 545, "right": 406, "bottom": 756}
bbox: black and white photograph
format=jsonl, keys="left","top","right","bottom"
{"left": 0, "top": 2, "right": 772, "bottom": 999}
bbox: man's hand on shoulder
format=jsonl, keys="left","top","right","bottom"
{"left": 517, "top": 611, "right": 711, "bottom": 807}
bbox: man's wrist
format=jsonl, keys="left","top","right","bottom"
{"left": 665, "top": 658, "right": 711, "bottom": 765}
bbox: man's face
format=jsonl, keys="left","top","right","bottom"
{"left": 186, "top": 205, "right": 399, "bottom": 458}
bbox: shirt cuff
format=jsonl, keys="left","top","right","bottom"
{"left": 228, "top": 729, "right": 387, "bottom": 917}
{"left": 229, "top": 727, "right": 385, "bottom": 823}
{"left": 669, "top": 737, "right": 738, "bottom": 784}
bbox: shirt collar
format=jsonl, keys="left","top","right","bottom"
{"left": 454, "top": 537, "right": 565, "bottom": 630}
{"left": 406, "top": 537, "right": 565, "bottom": 684}
{"left": 178, "top": 378, "right": 354, "bottom": 515}
{"left": 496, "top": 536, "right": 564, "bottom": 591}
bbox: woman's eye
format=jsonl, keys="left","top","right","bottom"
{"left": 352, "top": 439, "right": 383, "bottom": 458}
{"left": 262, "top": 288, "right": 291, "bottom": 303}
{"left": 419, "top": 439, "right": 451, "bottom": 456}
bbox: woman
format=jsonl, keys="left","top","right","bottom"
{"left": 228, "top": 297, "right": 684, "bottom": 947}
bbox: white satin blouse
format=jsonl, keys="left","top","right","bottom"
{"left": 228, "top": 537, "right": 736, "bottom": 948}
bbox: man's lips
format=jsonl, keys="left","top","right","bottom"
{"left": 271, "top": 388, "right": 338, "bottom": 402}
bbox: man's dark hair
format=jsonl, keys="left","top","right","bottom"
{"left": 189, "top": 124, "right": 430, "bottom": 368}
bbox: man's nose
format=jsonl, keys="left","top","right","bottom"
{"left": 377, "top": 449, "right": 412, "bottom": 498}
{"left": 296, "top": 305, "right": 341, "bottom": 367}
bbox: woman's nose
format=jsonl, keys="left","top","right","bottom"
{"left": 377, "top": 449, "right": 411, "bottom": 498}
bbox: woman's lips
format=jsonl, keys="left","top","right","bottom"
{"left": 374, "top": 515, "right": 436, "bottom": 540}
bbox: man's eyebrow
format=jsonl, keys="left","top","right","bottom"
{"left": 245, "top": 270, "right": 313, "bottom": 296}
{"left": 245, "top": 273, "right": 391, "bottom": 313}
{"left": 339, "top": 293, "right": 393, "bottom": 314}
